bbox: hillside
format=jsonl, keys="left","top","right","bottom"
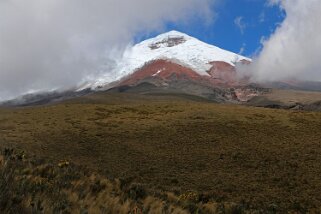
{"left": 247, "top": 89, "right": 321, "bottom": 110}
{"left": 1, "top": 92, "right": 321, "bottom": 212}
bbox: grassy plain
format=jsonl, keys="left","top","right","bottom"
{"left": 1, "top": 92, "right": 321, "bottom": 212}
{"left": 247, "top": 89, "right": 321, "bottom": 109}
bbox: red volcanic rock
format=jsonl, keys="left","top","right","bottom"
{"left": 118, "top": 59, "right": 253, "bottom": 90}
{"left": 239, "top": 59, "right": 251, "bottom": 65}
{"left": 119, "top": 59, "right": 204, "bottom": 86}
{"left": 207, "top": 61, "right": 238, "bottom": 86}
{"left": 207, "top": 60, "right": 253, "bottom": 86}
{"left": 111, "top": 59, "right": 262, "bottom": 103}
{"left": 234, "top": 88, "right": 260, "bottom": 102}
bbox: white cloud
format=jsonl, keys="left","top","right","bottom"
{"left": 238, "top": 0, "right": 321, "bottom": 82}
{"left": 234, "top": 16, "right": 247, "bottom": 34}
{"left": 267, "top": 0, "right": 282, "bottom": 7}
{"left": 0, "top": 0, "right": 215, "bottom": 101}
{"left": 239, "top": 43, "right": 246, "bottom": 55}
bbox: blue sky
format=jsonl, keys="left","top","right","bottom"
{"left": 136, "top": 0, "right": 285, "bottom": 57}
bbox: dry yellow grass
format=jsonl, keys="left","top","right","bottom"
{"left": 1, "top": 92, "right": 321, "bottom": 212}
{"left": 266, "top": 89, "right": 321, "bottom": 104}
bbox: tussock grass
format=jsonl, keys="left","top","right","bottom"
{"left": 0, "top": 148, "right": 257, "bottom": 213}
{"left": 1, "top": 92, "right": 321, "bottom": 212}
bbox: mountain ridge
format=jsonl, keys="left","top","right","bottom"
{"left": 91, "top": 30, "right": 251, "bottom": 89}
{"left": 1, "top": 31, "right": 321, "bottom": 107}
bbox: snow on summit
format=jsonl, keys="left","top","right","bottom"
{"left": 93, "top": 31, "right": 250, "bottom": 88}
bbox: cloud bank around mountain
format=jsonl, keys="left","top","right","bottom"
{"left": 0, "top": 0, "right": 215, "bottom": 101}
{"left": 239, "top": 0, "right": 321, "bottom": 82}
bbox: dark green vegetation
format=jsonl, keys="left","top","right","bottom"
{"left": 1, "top": 92, "right": 321, "bottom": 213}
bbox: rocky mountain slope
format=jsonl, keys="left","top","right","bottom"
{"left": 92, "top": 31, "right": 261, "bottom": 103}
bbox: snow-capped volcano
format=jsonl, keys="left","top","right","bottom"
{"left": 2, "top": 31, "right": 321, "bottom": 107}
{"left": 118, "top": 30, "right": 250, "bottom": 75}
{"left": 92, "top": 31, "right": 251, "bottom": 88}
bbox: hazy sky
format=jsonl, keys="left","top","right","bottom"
{"left": 0, "top": 0, "right": 321, "bottom": 101}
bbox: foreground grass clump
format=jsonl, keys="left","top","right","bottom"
{"left": 1, "top": 92, "right": 321, "bottom": 212}
{"left": 0, "top": 148, "right": 259, "bottom": 213}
